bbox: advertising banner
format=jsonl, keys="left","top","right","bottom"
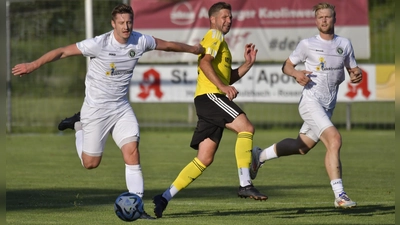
{"left": 129, "top": 64, "right": 383, "bottom": 103}
{"left": 131, "top": 0, "right": 370, "bottom": 62}
{"left": 375, "top": 65, "right": 395, "bottom": 100}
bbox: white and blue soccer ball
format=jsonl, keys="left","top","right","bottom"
{"left": 114, "top": 192, "right": 144, "bottom": 222}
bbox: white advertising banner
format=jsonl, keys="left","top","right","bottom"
{"left": 129, "top": 64, "right": 376, "bottom": 103}
{"left": 131, "top": 0, "right": 370, "bottom": 62}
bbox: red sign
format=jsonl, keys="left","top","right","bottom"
{"left": 131, "top": 0, "right": 368, "bottom": 28}
{"left": 130, "top": 0, "right": 370, "bottom": 62}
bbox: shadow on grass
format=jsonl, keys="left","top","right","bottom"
{"left": 164, "top": 204, "right": 395, "bottom": 219}
{"left": 6, "top": 185, "right": 300, "bottom": 211}
{"left": 6, "top": 186, "right": 395, "bottom": 220}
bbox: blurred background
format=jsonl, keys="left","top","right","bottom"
{"left": 5, "top": 0, "right": 394, "bottom": 133}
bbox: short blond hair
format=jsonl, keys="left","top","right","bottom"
{"left": 313, "top": 2, "right": 336, "bottom": 18}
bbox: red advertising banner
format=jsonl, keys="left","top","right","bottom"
{"left": 132, "top": 0, "right": 368, "bottom": 28}
{"left": 131, "top": 0, "right": 370, "bottom": 62}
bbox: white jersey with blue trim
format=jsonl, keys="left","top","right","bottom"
{"left": 76, "top": 30, "right": 156, "bottom": 109}
{"left": 289, "top": 34, "right": 357, "bottom": 109}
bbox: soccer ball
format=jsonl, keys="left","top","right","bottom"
{"left": 114, "top": 192, "right": 144, "bottom": 222}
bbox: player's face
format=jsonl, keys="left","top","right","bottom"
{"left": 111, "top": 13, "right": 133, "bottom": 44}
{"left": 211, "top": 9, "right": 232, "bottom": 35}
{"left": 315, "top": 9, "right": 335, "bottom": 34}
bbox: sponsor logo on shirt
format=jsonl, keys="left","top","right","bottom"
{"left": 316, "top": 57, "right": 326, "bottom": 71}
{"left": 106, "top": 63, "right": 133, "bottom": 76}
{"left": 316, "top": 57, "right": 343, "bottom": 72}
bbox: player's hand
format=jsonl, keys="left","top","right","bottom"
{"left": 12, "top": 63, "right": 35, "bottom": 77}
{"left": 293, "top": 70, "right": 312, "bottom": 86}
{"left": 348, "top": 67, "right": 362, "bottom": 83}
{"left": 243, "top": 43, "right": 257, "bottom": 65}
{"left": 220, "top": 85, "right": 238, "bottom": 101}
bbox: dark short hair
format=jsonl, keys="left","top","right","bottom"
{"left": 111, "top": 4, "right": 134, "bottom": 21}
{"left": 208, "top": 2, "right": 231, "bottom": 17}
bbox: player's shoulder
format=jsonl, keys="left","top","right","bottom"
{"left": 304, "top": 35, "right": 319, "bottom": 42}
{"left": 129, "top": 30, "right": 145, "bottom": 40}
{"left": 129, "top": 30, "right": 155, "bottom": 43}
{"left": 130, "top": 30, "right": 145, "bottom": 38}
{"left": 333, "top": 34, "right": 352, "bottom": 43}
{"left": 78, "top": 30, "right": 112, "bottom": 48}
{"left": 95, "top": 30, "right": 113, "bottom": 41}
{"left": 204, "top": 29, "right": 224, "bottom": 42}
{"left": 295, "top": 35, "right": 314, "bottom": 47}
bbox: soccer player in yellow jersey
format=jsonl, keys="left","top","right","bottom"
{"left": 152, "top": 2, "right": 267, "bottom": 218}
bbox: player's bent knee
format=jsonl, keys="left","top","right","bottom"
{"left": 299, "top": 148, "right": 311, "bottom": 155}
{"left": 82, "top": 162, "right": 99, "bottom": 169}
{"left": 82, "top": 158, "right": 101, "bottom": 169}
{"left": 82, "top": 152, "right": 102, "bottom": 169}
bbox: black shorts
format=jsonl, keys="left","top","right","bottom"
{"left": 190, "top": 93, "right": 244, "bottom": 150}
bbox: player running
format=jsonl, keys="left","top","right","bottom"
{"left": 250, "top": 2, "right": 361, "bottom": 209}
{"left": 12, "top": 3, "right": 204, "bottom": 219}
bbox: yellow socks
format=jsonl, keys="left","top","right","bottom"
{"left": 235, "top": 132, "right": 253, "bottom": 168}
{"left": 236, "top": 132, "right": 253, "bottom": 187}
{"left": 172, "top": 157, "right": 206, "bottom": 191}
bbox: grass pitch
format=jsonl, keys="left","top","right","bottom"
{"left": 6, "top": 130, "right": 395, "bottom": 224}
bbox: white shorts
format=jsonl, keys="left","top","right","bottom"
{"left": 80, "top": 103, "right": 140, "bottom": 156}
{"left": 298, "top": 97, "right": 334, "bottom": 142}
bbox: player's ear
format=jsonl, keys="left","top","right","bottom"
{"left": 111, "top": 19, "right": 116, "bottom": 29}
{"left": 210, "top": 16, "right": 216, "bottom": 25}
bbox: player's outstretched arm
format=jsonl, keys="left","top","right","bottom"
{"left": 154, "top": 37, "right": 204, "bottom": 55}
{"left": 12, "top": 44, "right": 82, "bottom": 77}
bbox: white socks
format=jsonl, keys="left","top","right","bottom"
{"left": 74, "top": 122, "right": 83, "bottom": 166}
{"left": 162, "top": 185, "right": 179, "bottom": 201}
{"left": 75, "top": 122, "right": 144, "bottom": 198}
{"left": 330, "top": 179, "right": 344, "bottom": 198}
{"left": 238, "top": 168, "right": 252, "bottom": 187}
{"left": 126, "top": 164, "right": 144, "bottom": 198}
{"left": 260, "top": 144, "right": 278, "bottom": 162}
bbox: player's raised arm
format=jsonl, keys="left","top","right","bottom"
{"left": 230, "top": 43, "right": 258, "bottom": 84}
{"left": 153, "top": 37, "right": 204, "bottom": 55}
{"left": 12, "top": 44, "right": 82, "bottom": 77}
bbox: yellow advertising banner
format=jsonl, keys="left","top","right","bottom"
{"left": 376, "top": 65, "right": 395, "bottom": 100}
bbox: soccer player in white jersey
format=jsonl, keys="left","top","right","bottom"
{"left": 11, "top": 4, "right": 203, "bottom": 219}
{"left": 249, "top": 2, "right": 362, "bottom": 209}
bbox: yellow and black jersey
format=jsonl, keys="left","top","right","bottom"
{"left": 195, "top": 29, "right": 232, "bottom": 97}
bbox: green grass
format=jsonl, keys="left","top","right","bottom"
{"left": 6, "top": 130, "right": 395, "bottom": 224}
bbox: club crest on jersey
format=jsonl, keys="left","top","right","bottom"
{"left": 336, "top": 47, "right": 344, "bottom": 55}
{"left": 128, "top": 49, "right": 136, "bottom": 58}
